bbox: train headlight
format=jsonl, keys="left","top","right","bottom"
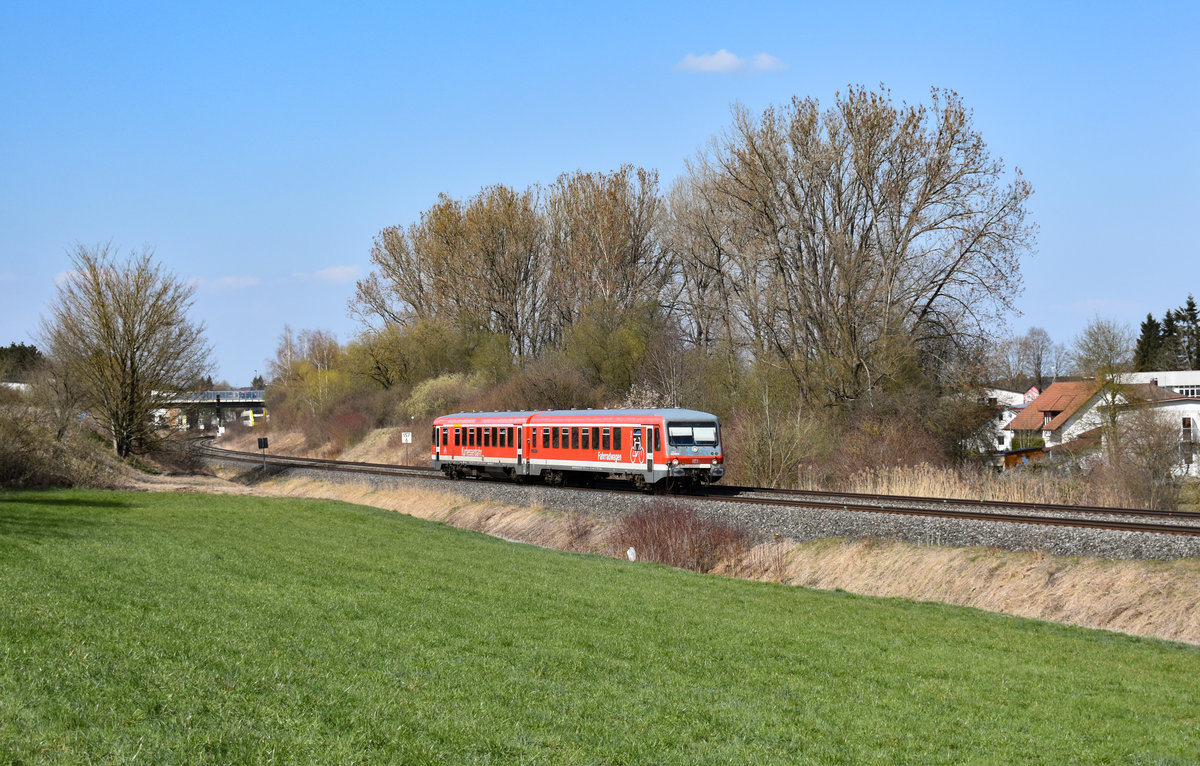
{"left": 711, "top": 458, "right": 720, "bottom": 466}
{"left": 670, "top": 458, "right": 679, "bottom": 466}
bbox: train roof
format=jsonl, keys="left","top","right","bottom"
{"left": 435, "top": 408, "right": 720, "bottom": 423}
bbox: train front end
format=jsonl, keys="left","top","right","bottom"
{"left": 661, "top": 416, "right": 725, "bottom": 485}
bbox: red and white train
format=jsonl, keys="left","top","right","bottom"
{"left": 431, "top": 408, "right": 724, "bottom": 491}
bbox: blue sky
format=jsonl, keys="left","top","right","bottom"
{"left": 2, "top": 1, "right": 1197, "bottom": 385}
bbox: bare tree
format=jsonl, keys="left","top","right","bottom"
{"left": 985, "top": 334, "right": 1023, "bottom": 390}
{"left": 40, "top": 243, "right": 211, "bottom": 457}
{"left": 544, "top": 166, "right": 674, "bottom": 344}
{"left": 1071, "top": 315, "right": 1134, "bottom": 454}
{"left": 690, "top": 86, "right": 1035, "bottom": 404}
{"left": 1071, "top": 316, "right": 1133, "bottom": 381}
{"left": 354, "top": 186, "right": 547, "bottom": 364}
{"left": 1017, "top": 327, "right": 1056, "bottom": 389}
{"left": 1108, "top": 407, "right": 1185, "bottom": 509}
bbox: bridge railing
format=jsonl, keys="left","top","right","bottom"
{"left": 161, "top": 390, "right": 266, "bottom": 404}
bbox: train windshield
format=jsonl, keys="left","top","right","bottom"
{"left": 666, "top": 422, "right": 719, "bottom": 447}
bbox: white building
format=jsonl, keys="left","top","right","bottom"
{"left": 1118, "top": 370, "right": 1200, "bottom": 397}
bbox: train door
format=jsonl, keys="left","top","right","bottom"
{"left": 644, "top": 425, "right": 656, "bottom": 472}
{"left": 516, "top": 427, "right": 523, "bottom": 468}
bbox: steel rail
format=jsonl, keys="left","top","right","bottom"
{"left": 714, "top": 484, "right": 1200, "bottom": 522}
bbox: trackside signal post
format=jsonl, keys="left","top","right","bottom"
{"left": 258, "top": 436, "right": 268, "bottom": 470}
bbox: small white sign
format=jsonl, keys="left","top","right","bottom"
{"left": 401, "top": 431, "right": 413, "bottom": 444}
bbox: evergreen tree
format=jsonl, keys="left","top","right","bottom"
{"left": 1156, "top": 310, "right": 1184, "bottom": 370}
{"left": 1179, "top": 294, "right": 1199, "bottom": 369}
{"left": 1133, "top": 313, "right": 1161, "bottom": 372}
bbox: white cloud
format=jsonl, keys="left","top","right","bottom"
{"left": 749, "top": 53, "right": 787, "bottom": 72}
{"left": 202, "top": 276, "right": 261, "bottom": 291}
{"left": 676, "top": 48, "right": 787, "bottom": 74}
{"left": 293, "top": 265, "right": 362, "bottom": 284}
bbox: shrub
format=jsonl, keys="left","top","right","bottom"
{"left": 328, "top": 412, "right": 371, "bottom": 452}
{"left": 404, "top": 374, "right": 482, "bottom": 419}
{"left": 0, "top": 405, "right": 115, "bottom": 488}
{"left": 615, "top": 500, "right": 749, "bottom": 573}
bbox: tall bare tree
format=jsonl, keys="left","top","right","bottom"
{"left": 40, "top": 243, "right": 211, "bottom": 457}
{"left": 354, "top": 186, "right": 547, "bottom": 364}
{"left": 689, "top": 86, "right": 1035, "bottom": 404}
{"left": 544, "top": 166, "right": 673, "bottom": 344}
{"left": 1017, "top": 327, "right": 1059, "bottom": 389}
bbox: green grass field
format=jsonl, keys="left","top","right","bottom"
{"left": 2, "top": 489, "right": 1198, "bottom": 764}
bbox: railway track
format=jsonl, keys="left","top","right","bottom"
{"left": 197, "top": 442, "right": 1200, "bottom": 539}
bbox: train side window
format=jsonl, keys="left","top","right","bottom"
{"left": 507, "top": 427, "right": 514, "bottom": 446}
{"left": 491, "top": 427, "right": 498, "bottom": 446}
{"left": 468, "top": 428, "right": 475, "bottom": 447}
{"left": 602, "top": 427, "right": 611, "bottom": 450}
{"left": 561, "top": 427, "right": 569, "bottom": 449}
{"left": 542, "top": 428, "right": 550, "bottom": 449}
{"left": 455, "top": 427, "right": 461, "bottom": 446}
{"left": 571, "top": 427, "right": 579, "bottom": 449}
{"left": 614, "top": 427, "right": 622, "bottom": 450}
{"left": 499, "top": 428, "right": 507, "bottom": 448}
{"left": 442, "top": 428, "right": 449, "bottom": 446}
{"left": 581, "top": 428, "right": 590, "bottom": 450}
{"left": 653, "top": 427, "right": 660, "bottom": 451}
{"left": 484, "top": 428, "right": 491, "bottom": 447}
{"left": 552, "top": 428, "right": 560, "bottom": 449}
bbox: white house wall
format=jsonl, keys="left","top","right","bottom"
{"left": 1119, "top": 371, "right": 1200, "bottom": 396}
{"left": 1148, "top": 398, "right": 1200, "bottom": 478}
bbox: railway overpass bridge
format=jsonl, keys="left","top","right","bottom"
{"left": 158, "top": 390, "right": 267, "bottom": 430}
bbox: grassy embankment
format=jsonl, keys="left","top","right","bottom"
{"left": 2, "top": 489, "right": 1199, "bottom": 763}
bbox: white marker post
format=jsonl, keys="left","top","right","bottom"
{"left": 401, "top": 431, "right": 412, "bottom": 465}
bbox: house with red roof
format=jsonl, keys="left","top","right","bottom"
{"left": 1004, "top": 379, "right": 1200, "bottom": 476}
{"left": 1004, "top": 380, "right": 1102, "bottom": 448}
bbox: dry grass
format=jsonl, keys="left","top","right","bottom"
{"left": 720, "top": 539, "right": 1200, "bottom": 645}
{"left": 827, "top": 463, "right": 1104, "bottom": 506}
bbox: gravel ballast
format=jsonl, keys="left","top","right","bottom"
{"left": 208, "top": 456, "right": 1200, "bottom": 561}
